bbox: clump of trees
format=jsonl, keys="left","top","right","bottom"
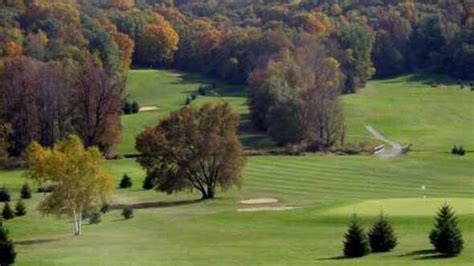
{"left": 249, "top": 41, "right": 344, "bottom": 150}
{"left": 25, "top": 135, "right": 115, "bottom": 236}
{"left": 451, "top": 145, "right": 466, "bottom": 156}
{"left": 0, "top": 56, "right": 124, "bottom": 157}
{"left": 0, "top": 221, "right": 16, "bottom": 266}
{"left": 123, "top": 101, "right": 140, "bottom": 115}
{"left": 136, "top": 103, "right": 246, "bottom": 199}
{"left": 430, "top": 204, "right": 464, "bottom": 256}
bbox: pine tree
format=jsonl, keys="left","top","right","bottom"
{"left": 20, "top": 183, "right": 32, "bottom": 199}
{"left": 1, "top": 204, "right": 14, "bottom": 220}
{"left": 122, "top": 207, "right": 134, "bottom": 219}
{"left": 368, "top": 213, "right": 397, "bottom": 252}
{"left": 15, "top": 200, "right": 26, "bottom": 216}
{"left": 131, "top": 101, "right": 140, "bottom": 113}
{"left": 429, "top": 204, "right": 463, "bottom": 256}
{"left": 451, "top": 145, "right": 458, "bottom": 155}
{"left": 0, "top": 187, "right": 10, "bottom": 202}
{"left": 142, "top": 175, "right": 155, "bottom": 190}
{"left": 343, "top": 215, "right": 370, "bottom": 257}
{"left": 119, "top": 174, "right": 132, "bottom": 189}
{"left": 0, "top": 221, "right": 16, "bottom": 266}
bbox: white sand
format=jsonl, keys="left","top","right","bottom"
{"left": 240, "top": 198, "right": 278, "bottom": 204}
{"left": 237, "top": 206, "right": 300, "bottom": 212}
{"left": 139, "top": 106, "right": 159, "bottom": 112}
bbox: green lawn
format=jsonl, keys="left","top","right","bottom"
{"left": 1, "top": 70, "right": 473, "bottom": 265}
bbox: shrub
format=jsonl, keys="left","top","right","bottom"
{"left": 185, "top": 96, "right": 192, "bottom": 105}
{"left": 0, "top": 187, "right": 10, "bottom": 202}
{"left": 2, "top": 203, "right": 14, "bottom": 220}
{"left": 142, "top": 175, "right": 155, "bottom": 190}
{"left": 368, "top": 213, "right": 397, "bottom": 252}
{"left": 131, "top": 101, "right": 140, "bottom": 113}
{"left": 343, "top": 215, "right": 370, "bottom": 258}
{"left": 0, "top": 221, "right": 16, "bottom": 266}
{"left": 82, "top": 207, "right": 93, "bottom": 220}
{"left": 119, "top": 174, "right": 132, "bottom": 189}
{"left": 451, "top": 145, "right": 458, "bottom": 155}
{"left": 123, "top": 102, "right": 132, "bottom": 115}
{"left": 89, "top": 212, "right": 102, "bottom": 224}
{"left": 14, "top": 200, "right": 26, "bottom": 216}
{"left": 20, "top": 183, "right": 32, "bottom": 199}
{"left": 100, "top": 203, "right": 111, "bottom": 214}
{"left": 197, "top": 86, "right": 207, "bottom": 95}
{"left": 122, "top": 207, "right": 134, "bottom": 219}
{"left": 429, "top": 204, "right": 463, "bottom": 256}
{"left": 458, "top": 146, "right": 465, "bottom": 156}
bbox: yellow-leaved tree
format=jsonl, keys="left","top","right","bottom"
{"left": 25, "top": 135, "right": 114, "bottom": 236}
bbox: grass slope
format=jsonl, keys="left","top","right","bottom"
{"left": 1, "top": 71, "right": 473, "bottom": 265}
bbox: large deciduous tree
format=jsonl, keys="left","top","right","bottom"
{"left": 136, "top": 22, "right": 179, "bottom": 66}
{"left": 136, "top": 103, "right": 246, "bottom": 199}
{"left": 25, "top": 135, "right": 114, "bottom": 236}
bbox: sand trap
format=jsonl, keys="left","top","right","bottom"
{"left": 240, "top": 198, "right": 278, "bottom": 204}
{"left": 139, "top": 106, "right": 159, "bottom": 112}
{"left": 238, "top": 206, "right": 300, "bottom": 212}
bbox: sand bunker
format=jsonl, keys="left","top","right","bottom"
{"left": 237, "top": 206, "right": 300, "bottom": 212}
{"left": 168, "top": 71, "right": 185, "bottom": 77}
{"left": 139, "top": 106, "right": 159, "bottom": 112}
{"left": 240, "top": 198, "right": 278, "bottom": 204}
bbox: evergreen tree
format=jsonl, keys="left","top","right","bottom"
{"left": 123, "top": 102, "right": 132, "bottom": 115}
{"left": 89, "top": 212, "right": 102, "bottom": 224}
{"left": 458, "top": 146, "right": 465, "bottom": 156}
{"left": 119, "top": 174, "right": 133, "bottom": 189}
{"left": 368, "top": 213, "right": 397, "bottom": 252}
{"left": 131, "top": 101, "right": 140, "bottom": 113}
{"left": 430, "top": 204, "right": 463, "bottom": 256}
{"left": 1, "top": 204, "right": 14, "bottom": 220}
{"left": 0, "top": 221, "right": 16, "bottom": 266}
{"left": 343, "top": 215, "right": 370, "bottom": 257}
{"left": 122, "top": 207, "right": 134, "bottom": 219}
{"left": 0, "top": 187, "right": 10, "bottom": 202}
{"left": 20, "top": 183, "right": 32, "bottom": 199}
{"left": 451, "top": 145, "right": 458, "bottom": 155}
{"left": 15, "top": 200, "right": 26, "bottom": 216}
{"left": 142, "top": 175, "right": 155, "bottom": 190}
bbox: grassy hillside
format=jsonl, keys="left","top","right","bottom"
{"left": 2, "top": 70, "right": 473, "bottom": 265}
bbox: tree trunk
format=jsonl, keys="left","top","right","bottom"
{"left": 201, "top": 187, "right": 215, "bottom": 200}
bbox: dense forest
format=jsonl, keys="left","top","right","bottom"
{"left": 0, "top": 0, "right": 472, "bottom": 159}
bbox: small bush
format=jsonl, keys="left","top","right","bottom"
{"left": 430, "top": 204, "right": 463, "bottom": 256}
{"left": 131, "top": 101, "right": 140, "bottom": 113}
{"left": 0, "top": 187, "right": 10, "bottom": 202}
{"left": 89, "top": 212, "right": 102, "bottom": 224}
{"left": 100, "top": 203, "right": 111, "bottom": 214}
{"left": 2, "top": 203, "right": 14, "bottom": 220}
{"left": 458, "top": 146, "right": 465, "bottom": 156}
{"left": 14, "top": 201, "right": 26, "bottom": 216}
{"left": 123, "top": 102, "right": 132, "bottom": 115}
{"left": 20, "top": 183, "right": 32, "bottom": 199}
{"left": 0, "top": 221, "right": 16, "bottom": 265}
{"left": 343, "top": 215, "right": 370, "bottom": 258}
{"left": 122, "top": 207, "right": 134, "bottom": 219}
{"left": 185, "top": 96, "right": 192, "bottom": 105}
{"left": 451, "top": 145, "right": 459, "bottom": 155}
{"left": 368, "top": 213, "right": 397, "bottom": 252}
{"left": 119, "top": 174, "right": 132, "bottom": 189}
{"left": 142, "top": 175, "right": 155, "bottom": 190}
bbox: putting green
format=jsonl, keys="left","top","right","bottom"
{"left": 326, "top": 198, "right": 474, "bottom": 216}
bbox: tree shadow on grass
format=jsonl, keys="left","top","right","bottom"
{"left": 15, "top": 237, "right": 63, "bottom": 246}
{"left": 111, "top": 199, "right": 203, "bottom": 210}
{"left": 398, "top": 249, "right": 454, "bottom": 260}
{"left": 318, "top": 255, "right": 348, "bottom": 260}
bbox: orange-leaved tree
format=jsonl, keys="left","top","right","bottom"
{"left": 25, "top": 135, "right": 114, "bottom": 236}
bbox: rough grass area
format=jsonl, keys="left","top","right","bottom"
{"left": 2, "top": 71, "right": 473, "bottom": 265}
